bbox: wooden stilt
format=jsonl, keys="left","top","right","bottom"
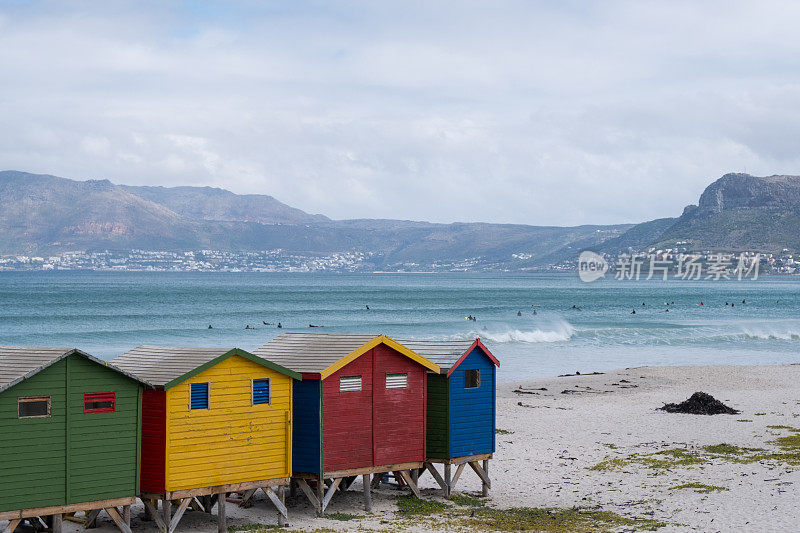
{"left": 52, "top": 514, "right": 62, "bottom": 533}
{"left": 289, "top": 480, "right": 297, "bottom": 499}
{"left": 481, "top": 459, "right": 490, "bottom": 496}
{"left": 5, "top": 518, "right": 21, "bottom": 533}
{"left": 123, "top": 506, "right": 131, "bottom": 527}
{"left": 216, "top": 493, "right": 226, "bottom": 533}
{"left": 411, "top": 468, "right": 419, "bottom": 486}
{"left": 443, "top": 463, "right": 452, "bottom": 498}
{"left": 278, "top": 485, "right": 287, "bottom": 527}
{"left": 264, "top": 487, "right": 288, "bottom": 527}
{"left": 398, "top": 470, "right": 421, "bottom": 498}
{"left": 450, "top": 463, "right": 466, "bottom": 492}
{"left": 362, "top": 474, "right": 371, "bottom": 513}
{"left": 161, "top": 499, "right": 171, "bottom": 533}
{"left": 84, "top": 509, "right": 101, "bottom": 529}
{"left": 168, "top": 498, "right": 192, "bottom": 533}
{"left": 105, "top": 507, "right": 132, "bottom": 533}
{"left": 142, "top": 500, "right": 166, "bottom": 532}
{"left": 315, "top": 478, "right": 324, "bottom": 517}
{"left": 321, "top": 477, "right": 342, "bottom": 513}
{"left": 370, "top": 473, "right": 383, "bottom": 489}
{"left": 424, "top": 463, "right": 448, "bottom": 496}
{"left": 296, "top": 479, "right": 322, "bottom": 517}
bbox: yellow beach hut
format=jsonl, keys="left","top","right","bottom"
{"left": 111, "top": 346, "right": 300, "bottom": 532}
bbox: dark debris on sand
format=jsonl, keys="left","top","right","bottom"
{"left": 660, "top": 392, "right": 740, "bottom": 415}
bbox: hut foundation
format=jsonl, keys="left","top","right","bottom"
{"left": 141, "top": 478, "right": 289, "bottom": 533}
{"left": 423, "top": 454, "right": 492, "bottom": 497}
{"left": 0, "top": 498, "right": 136, "bottom": 533}
{"left": 294, "top": 462, "right": 424, "bottom": 517}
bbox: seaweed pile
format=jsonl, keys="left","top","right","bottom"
{"left": 660, "top": 392, "right": 740, "bottom": 415}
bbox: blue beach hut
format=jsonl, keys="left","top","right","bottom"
{"left": 398, "top": 338, "right": 499, "bottom": 496}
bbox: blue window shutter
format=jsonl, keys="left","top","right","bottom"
{"left": 190, "top": 382, "right": 209, "bottom": 409}
{"left": 252, "top": 379, "right": 270, "bottom": 405}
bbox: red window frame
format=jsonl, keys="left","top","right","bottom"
{"left": 84, "top": 391, "right": 116, "bottom": 414}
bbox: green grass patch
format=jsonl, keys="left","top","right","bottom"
{"left": 450, "top": 493, "right": 487, "bottom": 507}
{"left": 737, "top": 419, "right": 753, "bottom": 422}
{"left": 324, "top": 512, "right": 363, "bottom": 521}
{"left": 767, "top": 425, "right": 800, "bottom": 432}
{"left": 496, "top": 428, "right": 513, "bottom": 435}
{"left": 460, "top": 507, "right": 664, "bottom": 532}
{"left": 602, "top": 443, "right": 619, "bottom": 449}
{"left": 755, "top": 412, "right": 767, "bottom": 416}
{"left": 228, "top": 524, "right": 282, "bottom": 533}
{"left": 669, "top": 482, "right": 728, "bottom": 494}
{"left": 396, "top": 494, "right": 451, "bottom": 516}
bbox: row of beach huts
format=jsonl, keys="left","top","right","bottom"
{"left": 0, "top": 334, "right": 499, "bottom": 533}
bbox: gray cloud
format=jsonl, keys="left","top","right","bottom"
{"left": 1, "top": 1, "right": 799, "bottom": 225}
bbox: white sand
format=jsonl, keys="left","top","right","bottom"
{"left": 5, "top": 364, "right": 800, "bottom": 532}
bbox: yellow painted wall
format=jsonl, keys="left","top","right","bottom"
{"left": 164, "top": 356, "right": 292, "bottom": 491}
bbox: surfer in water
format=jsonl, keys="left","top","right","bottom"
{"left": 277, "top": 322, "right": 282, "bottom": 328}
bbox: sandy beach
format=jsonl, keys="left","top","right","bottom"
{"left": 7, "top": 363, "right": 800, "bottom": 532}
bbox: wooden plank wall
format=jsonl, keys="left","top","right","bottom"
{"left": 425, "top": 373, "right": 449, "bottom": 458}
{"left": 0, "top": 359, "right": 68, "bottom": 512}
{"left": 140, "top": 388, "right": 167, "bottom": 493}
{"left": 66, "top": 356, "right": 141, "bottom": 503}
{"left": 291, "top": 380, "right": 322, "bottom": 474}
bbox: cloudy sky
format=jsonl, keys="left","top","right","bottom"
{"left": 1, "top": 1, "right": 799, "bottom": 225}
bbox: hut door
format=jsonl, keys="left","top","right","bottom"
{"left": 371, "top": 344, "right": 426, "bottom": 466}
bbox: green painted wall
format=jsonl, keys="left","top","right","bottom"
{"left": 426, "top": 373, "right": 449, "bottom": 459}
{"left": 0, "top": 359, "right": 68, "bottom": 512}
{"left": 0, "top": 353, "right": 142, "bottom": 513}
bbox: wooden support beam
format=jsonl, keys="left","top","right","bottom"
{"left": 341, "top": 476, "right": 357, "bottom": 491}
{"left": 161, "top": 500, "right": 171, "bottom": 533}
{"left": 295, "top": 479, "right": 321, "bottom": 517}
{"left": 105, "top": 507, "right": 132, "bottom": 533}
{"left": 411, "top": 468, "right": 419, "bottom": 486}
{"left": 321, "top": 478, "right": 342, "bottom": 513}
{"left": 216, "top": 493, "right": 226, "bottom": 533}
{"left": 482, "top": 459, "right": 490, "bottom": 496}
{"left": 84, "top": 509, "right": 100, "bottom": 529}
{"left": 397, "top": 470, "right": 421, "bottom": 498}
{"left": 424, "top": 463, "right": 448, "bottom": 495}
{"left": 122, "top": 506, "right": 130, "bottom": 528}
{"left": 468, "top": 461, "right": 491, "bottom": 490}
{"left": 4, "top": 519, "right": 21, "bottom": 533}
{"left": 168, "top": 498, "right": 192, "bottom": 533}
{"left": 264, "top": 487, "right": 288, "bottom": 527}
{"left": 362, "top": 474, "right": 371, "bottom": 513}
{"left": 315, "top": 479, "right": 324, "bottom": 517}
{"left": 239, "top": 489, "right": 257, "bottom": 508}
{"left": 52, "top": 514, "right": 62, "bottom": 533}
{"left": 142, "top": 500, "right": 166, "bottom": 532}
{"left": 450, "top": 463, "right": 466, "bottom": 492}
{"left": 370, "top": 473, "right": 383, "bottom": 489}
{"left": 443, "top": 463, "right": 452, "bottom": 498}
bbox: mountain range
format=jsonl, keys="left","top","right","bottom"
{"left": 0, "top": 170, "right": 797, "bottom": 269}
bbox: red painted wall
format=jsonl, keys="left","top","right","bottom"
{"left": 372, "top": 344, "right": 426, "bottom": 466}
{"left": 322, "top": 350, "right": 374, "bottom": 472}
{"left": 140, "top": 388, "right": 167, "bottom": 493}
{"left": 322, "top": 345, "right": 427, "bottom": 472}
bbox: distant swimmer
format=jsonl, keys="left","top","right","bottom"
{"left": 533, "top": 310, "right": 537, "bottom": 315}
{"left": 642, "top": 302, "right": 646, "bottom": 306}
{"left": 245, "top": 325, "right": 252, "bottom": 329}
{"left": 309, "top": 324, "right": 319, "bottom": 328}
{"left": 517, "top": 311, "right": 522, "bottom": 316}
{"left": 742, "top": 299, "right": 746, "bottom": 304}
{"left": 700, "top": 301, "right": 704, "bottom": 306}
{"left": 631, "top": 309, "right": 636, "bottom": 314}
{"left": 263, "top": 321, "right": 273, "bottom": 325}
{"left": 671, "top": 301, "right": 675, "bottom": 305}
{"left": 665, "top": 308, "right": 669, "bottom": 312}
{"left": 725, "top": 302, "right": 729, "bottom": 306}
{"left": 208, "top": 325, "right": 213, "bottom": 329}
{"left": 277, "top": 322, "right": 282, "bottom": 328}
{"left": 731, "top": 303, "right": 735, "bottom": 307}
{"left": 366, "top": 305, "right": 370, "bottom": 310}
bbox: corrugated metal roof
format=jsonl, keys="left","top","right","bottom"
{"left": 253, "top": 333, "right": 380, "bottom": 373}
{"left": 112, "top": 345, "right": 232, "bottom": 387}
{"left": 0, "top": 345, "right": 148, "bottom": 393}
{"left": 393, "top": 339, "right": 478, "bottom": 372}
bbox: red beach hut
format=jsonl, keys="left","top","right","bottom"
{"left": 254, "top": 334, "right": 440, "bottom": 515}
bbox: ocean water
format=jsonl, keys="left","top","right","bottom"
{"left": 0, "top": 271, "right": 798, "bottom": 381}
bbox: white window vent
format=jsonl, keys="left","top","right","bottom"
{"left": 386, "top": 373, "right": 408, "bottom": 389}
{"left": 340, "top": 376, "right": 362, "bottom": 392}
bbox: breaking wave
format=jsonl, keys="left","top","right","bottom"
{"left": 446, "top": 319, "right": 576, "bottom": 344}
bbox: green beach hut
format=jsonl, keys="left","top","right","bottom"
{"left": 0, "top": 346, "right": 148, "bottom": 533}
